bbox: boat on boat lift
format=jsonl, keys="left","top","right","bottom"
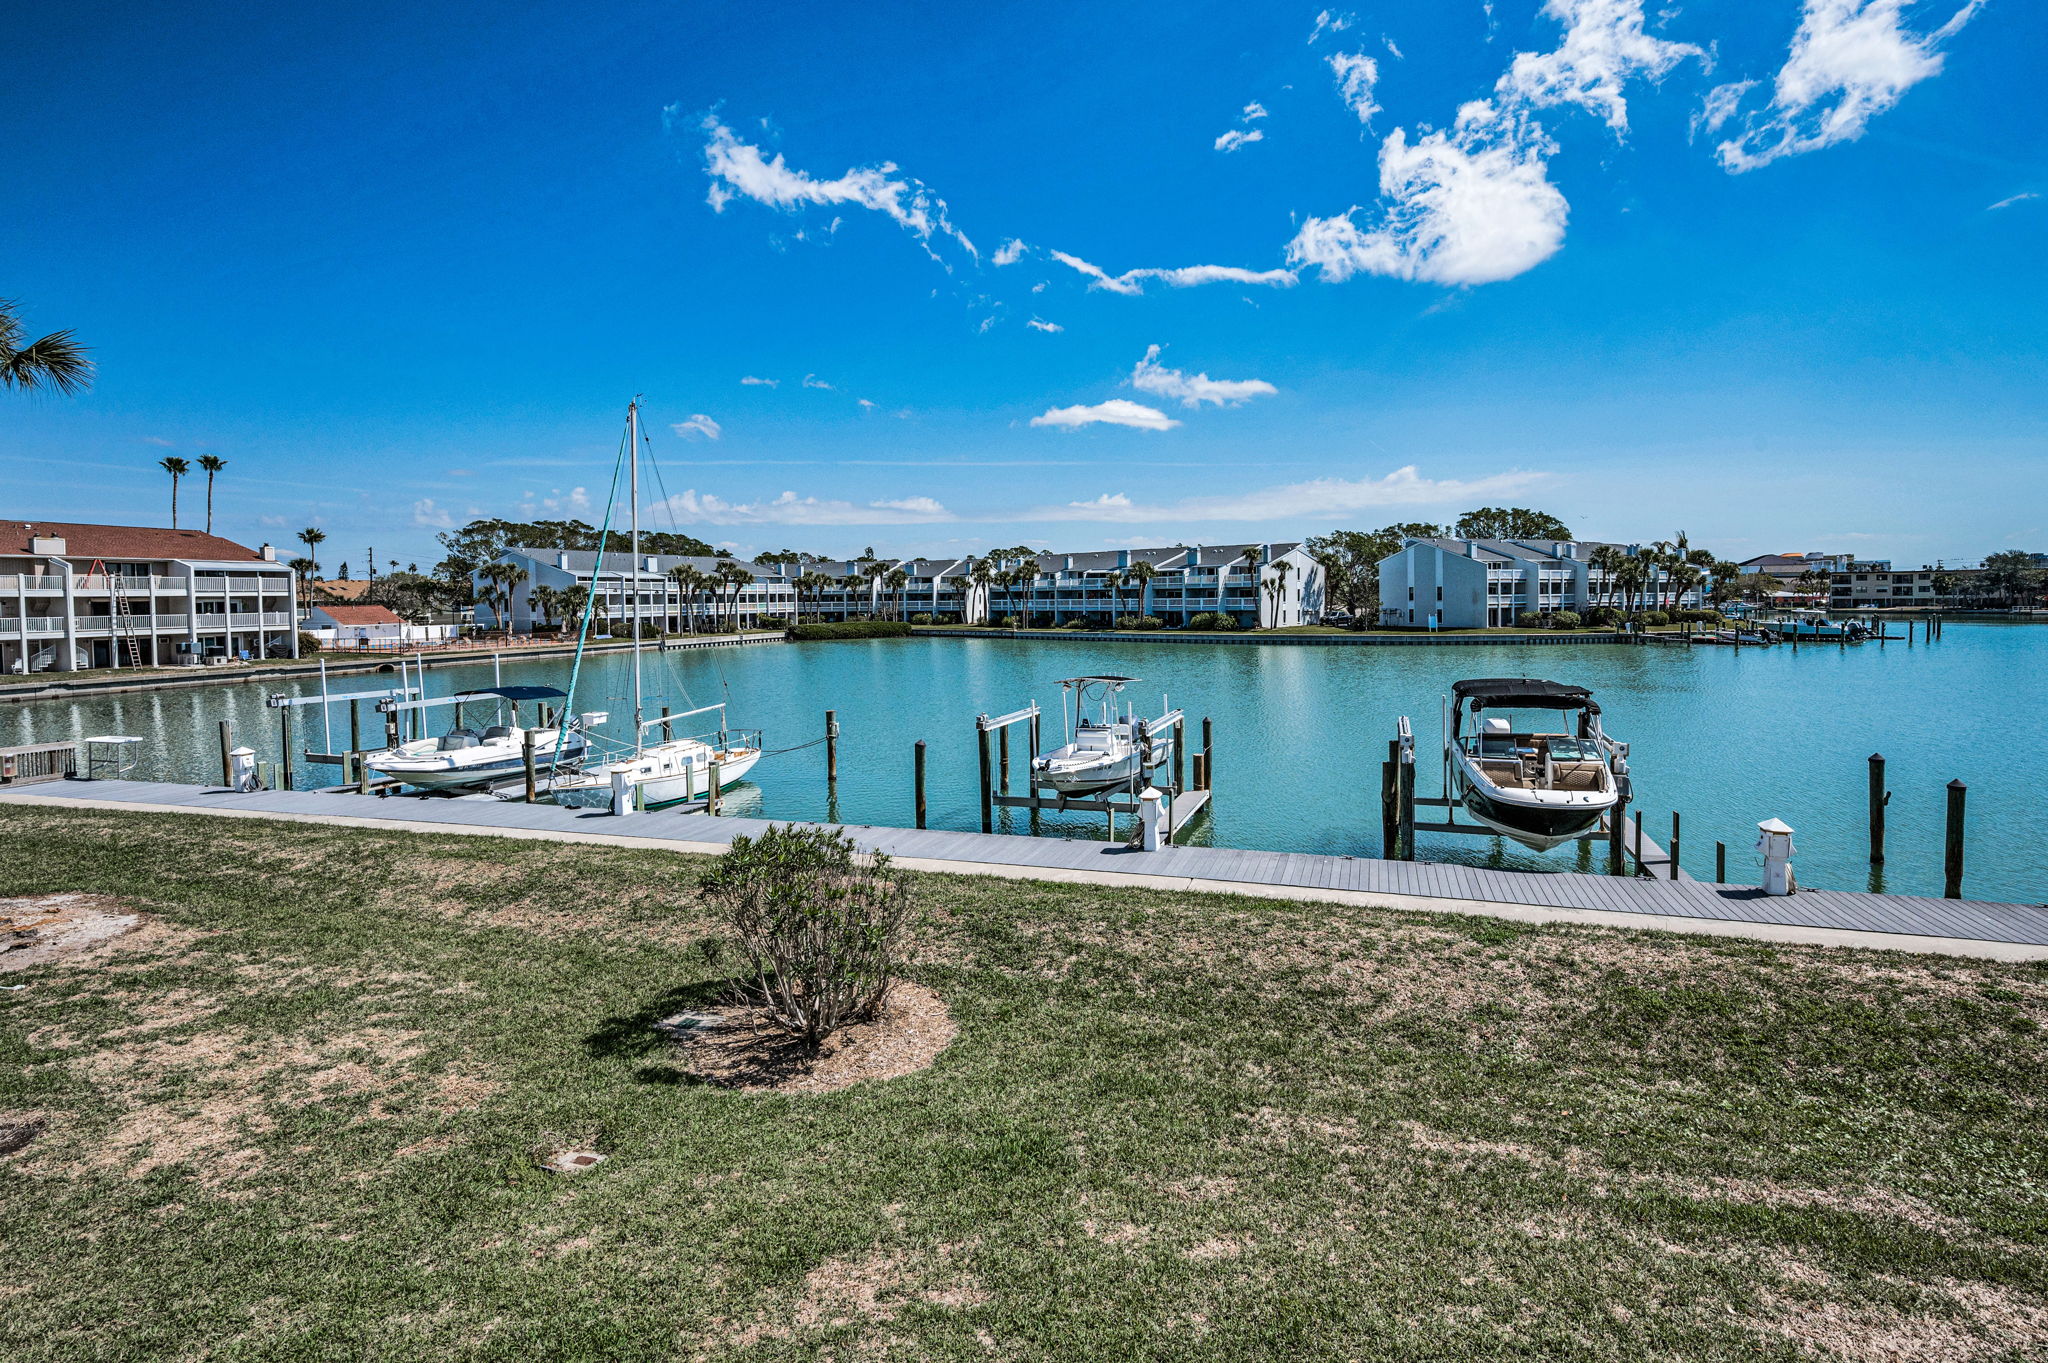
{"left": 1445, "top": 678, "right": 1631, "bottom": 851}
{"left": 1031, "top": 675, "right": 1167, "bottom": 794}
{"left": 364, "top": 685, "right": 590, "bottom": 791}
{"left": 546, "top": 399, "right": 767, "bottom": 810}
{"left": 1765, "top": 610, "right": 1869, "bottom": 641}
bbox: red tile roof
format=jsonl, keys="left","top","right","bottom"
{"left": 314, "top": 604, "right": 404, "bottom": 626}
{"left": 0, "top": 519, "right": 271, "bottom": 562}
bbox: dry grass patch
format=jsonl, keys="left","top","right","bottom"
{"left": 649, "top": 982, "right": 955, "bottom": 1094}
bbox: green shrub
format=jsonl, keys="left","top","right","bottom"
{"left": 1549, "top": 610, "right": 1582, "bottom": 630}
{"left": 785, "top": 621, "right": 913, "bottom": 641}
{"left": 1186, "top": 612, "right": 1237, "bottom": 631}
{"left": 1113, "top": 614, "right": 1165, "bottom": 630}
{"left": 1062, "top": 617, "right": 1091, "bottom": 629}
{"left": 297, "top": 631, "right": 322, "bottom": 654}
{"left": 1515, "top": 610, "right": 1544, "bottom": 628}
{"left": 1584, "top": 606, "right": 1623, "bottom": 628}
{"left": 909, "top": 613, "right": 934, "bottom": 626}
{"left": 1000, "top": 614, "right": 1025, "bottom": 629}
{"left": 700, "top": 824, "right": 912, "bottom": 1054}
{"left": 1642, "top": 610, "right": 1670, "bottom": 627}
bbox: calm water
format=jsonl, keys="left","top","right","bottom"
{"left": 6, "top": 625, "right": 2045, "bottom": 903}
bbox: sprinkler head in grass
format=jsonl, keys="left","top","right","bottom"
{"left": 537, "top": 1148, "right": 607, "bottom": 1175}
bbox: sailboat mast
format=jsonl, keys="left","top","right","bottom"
{"left": 629, "top": 399, "right": 643, "bottom": 735}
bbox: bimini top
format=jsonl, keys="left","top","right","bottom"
{"left": 1054, "top": 675, "right": 1138, "bottom": 686}
{"left": 455, "top": 685, "right": 569, "bottom": 702}
{"left": 1452, "top": 678, "right": 1597, "bottom": 711}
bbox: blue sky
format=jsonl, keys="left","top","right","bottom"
{"left": 4, "top": 0, "right": 2043, "bottom": 571}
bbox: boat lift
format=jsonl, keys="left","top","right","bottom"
{"left": 974, "top": 701, "right": 1211, "bottom": 843}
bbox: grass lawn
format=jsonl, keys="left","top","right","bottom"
{"left": 2, "top": 805, "right": 2045, "bottom": 1361}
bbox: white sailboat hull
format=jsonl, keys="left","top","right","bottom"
{"left": 552, "top": 741, "right": 762, "bottom": 809}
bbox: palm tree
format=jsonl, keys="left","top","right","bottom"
{"left": 160, "top": 457, "right": 191, "bottom": 528}
{"left": 667, "top": 565, "right": 699, "bottom": 633}
{"left": 884, "top": 566, "right": 910, "bottom": 621}
{"left": 1127, "top": 559, "right": 1157, "bottom": 621}
{"left": 1587, "top": 544, "right": 1625, "bottom": 611}
{"left": 1238, "top": 545, "right": 1265, "bottom": 626}
{"left": 967, "top": 557, "right": 994, "bottom": 624}
{"left": 862, "top": 558, "right": 889, "bottom": 618}
{"left": 1263, "top": 559, "right": 1294, "bottom": 626}
{"left": 296, "top": 527, "right": 326, "bottom": 608}
{"left": 475, "top": 561, "right": 529, "bottom": 638}
{"left": 196, "top": 455, "right": 226, "bottom": 534}
{"left": 0, "top": 298, "right": 93, "bottom": 395}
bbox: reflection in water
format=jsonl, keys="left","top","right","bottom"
{"left": 5, "top": 624, "right": 2045, "bottom": 902}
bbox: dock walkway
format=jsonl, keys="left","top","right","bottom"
{"left": 4, "top": 780, "right": 2044, "bottom": 960}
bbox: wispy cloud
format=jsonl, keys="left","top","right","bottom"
{"left": 1309, "top": 9, "right": 1355, "bottom": 44}
{"left": 1714, "top": 0, "right": 1982, "bottom": 172}
{"left": 1328, "top": 52, "right": 1381, "bottom": 123}
{"left": 1988, "top": 191, "right": 2041, "bottom": 211}
{"left": 802, "top": 373, "right": 835, "bottom": 390}
{"left": 653, "top": 489, "right": 956, "bottom": 526}
{"left": 1215, "top": 128, "right": 1266, "bottom": 153}
{"left": 1129, "top": 345, "right": 1277, "bottom": 409}
{"left": 1030, "top": 399, "right": 1180, "bottom": 432}
{"left": 693, "top": 112, "right": 977, "bottom": 260}
{"left": 1028, "top": 466, "right": 1547, "bottom": 523}
{"left": 1497, "top": 0, "right": 1702, "bottom": 134}
{"left": 1026, "top": 317, "right": 1064, "bottom": 333}
{"left": 1049, "top": 250, "right": 1296, "bottom": 295}
{"left": 992, "top": 238, "right": 1027, "bottom": 266}
{"left": 672, "top": 414, "right": 723, "bottom": 441}
{"left": 411, "top": 498, "right": 455, "bottom": 529}
{"left": 1242, "top": 101, "right": 1269, "bottom": 121}
{"left": 740, "top": 375, "right": 779, "bottom": 387}
{"left": 143, "top": 436, "right": 177, "bottom": 447}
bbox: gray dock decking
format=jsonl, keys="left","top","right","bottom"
{"left": 4, "top": 779, "right": 2044, "bottom": 952}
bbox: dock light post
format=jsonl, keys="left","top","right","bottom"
{"left": 914, "top": 740, "right": 928, "bottom": 829}
{"left": 1868, "top": 753, "right": 1888, "bottom": 865}
{"left": 1944, "top": 780, "right": 1967, "bottom": 899}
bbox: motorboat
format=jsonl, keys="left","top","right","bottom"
{"left": 365, "top": 685, "right": 589, "bottom": 791}
{"left": 1445, "top": 678, "right": 1630, "bottom": 852}
{"left": 1767, "top": 610, "right": 1868, "bottom": 641}
{"left": 1030, "top": 675, "right": 1165, "bottom": 794}
{"left": 550, "top": 703, "right": 762, "bottom": 809}
{"left": 546, "top": 400, "right": 768, "bottom": 811}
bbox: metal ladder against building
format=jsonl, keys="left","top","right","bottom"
{"left": 86, "top": 559, "right": 145, "bottom": 668}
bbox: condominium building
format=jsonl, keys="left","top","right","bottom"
{"left": 1, "top": 520, "right": 298, "bottom": 673}
{"left": 1377, "top": 537, "right": 1705, "bottom": 629}
{"left": 478, "top": 541, "right": 1321, "bottom": 632}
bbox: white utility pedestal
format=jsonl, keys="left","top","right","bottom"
{"left": 228, "top": 746, "right": 259, "bottom": 792}
{"left": 1756, "top": 817, "right": 1796, "bottom": 895}
{"left": 1137, "top": 786, "right": 1166, "bottom": 851}
{"left": 610, "top": 767, "right": 634, "bottom": 817}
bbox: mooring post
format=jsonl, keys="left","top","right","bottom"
{"left": 708, "top": 760, "right": 722, "bottom": 815}
{"left": 1381, "top": 743, "right": 1398, "bottom": 860}
{"left": 1609, "top": 798, "right": 1627, "bottom": 876}
{"left": 914, "top": 740, "right": 927, "bottom": 829}
{"left": 218, "top": 719, "right": 233, "bottom": 787}
{"left": 1029, "top": 710, "right": 1041, "bottom": 765}
{"left": 661, "top": 704, "right": 672, "bottom": 742}
{"left": 523, "top": 730, "right": 537, "bottom": 803}
{"left": 1715, "top": 840, "right": 1727, "bottom": 884}
{"left": 1868, "top": 753, "right": 1888, "bottom": 865}
{"left": 1669, "top": 811, "right": 1681, "bottom": 881}
{"left": 1398, "top": 755, "right": 1415, "bottom": 861}
{"left": 976, "top": 719, "right": 993, "bottom": 833}
{"left": 1172, "top": 720, "right": 1185, "bottom": 795}
{"left": 1944, "top": 779, "right": 1966, "bottom": 899}
{"left": 1192, "top": 752, "right": 1206, "bottom": 794}
{"left": 1201, "top": 716, "right": 1213, "bottom": 789}
{"left": 357, "top": 750, "right": 373, "bottom": 795}
{"left": 349, "top": 700, "right": 361, "bottom": 754}
{"left": 1633, "top": 809, "right": 1644, "bottom": 877}
{"left": 999, "top": 726, "right": 1010, "bottom": 793}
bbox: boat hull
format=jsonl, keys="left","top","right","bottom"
{"left": 1455, "top": 779, "right": 1612, "bottom": 851}
{"left": 1032, "top": 750, "right": 1146, "bottom": 795}
{"left": 367, "top": 736, "right": 587, "bottom": 791}
{"left": 552, "top": 746, "right": 762, "bottom": 809}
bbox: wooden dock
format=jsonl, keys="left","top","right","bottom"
{"left": 4, "top": 779, "right": 2045, "bottom": 958}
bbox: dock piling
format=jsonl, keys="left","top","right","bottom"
{"left": 278, "top": 707, "right": 293, "bottom": 791}
{"left": 825, "top": 709, "right": 838, "bottom": 787}
{"left": 1201, "top": 716, "right": 1213, "bottom": 788}
{"left": 349, "top": 700, "right": 361, "bottom": 754}
{"left": 914, "top": 741, "right": 927, "bottom": 829}
{"left": 661, "top": 705, "right": 672, "bottom": 743}
{"left": 1715, "top": 840, "right": 1726, "bottom": 884}
{"left": 218, "top": 720, "right": 233, "bottom": 788}
{"left": 1669, "top": 811, "right": 1681, "bottom": 881}
{"left": 523, "top": 730, "right": 537, "bottom": 803}
{"left": 1192, "top": 752, "right": 1206, "bottom": 793}
{"left": 999, "top": 726, "right": 1010, "bottom": 793}
{"left": 1608, "top": 795, "right": 1627, "bottom": 876}
{"left": 1868, "top": 753, "right": 1888, "bottom": 865}
{"left": 708, "top": 760, "right": 722, "bottom": 816}
{"left": 1632, "top": 807, "right": 1644, "bottom": 876}
{"left": 976, "top": 721, "right": 993, "bottom": 834}
{"left": 1944, "top": 779, "right": 1966, "bottom": 899}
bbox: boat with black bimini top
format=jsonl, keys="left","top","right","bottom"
{"left": 1445, "top": 677, "right": 1631, "bottom": 851}
{"left": 364, "top": 685, "right": 590, "bottom": 792}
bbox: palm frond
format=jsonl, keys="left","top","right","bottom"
{"left": 1, "top": 328, "right": 95, "bottom": 395}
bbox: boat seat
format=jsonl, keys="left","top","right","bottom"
{"left": 1549, "top": 761, "right": 1606, "bottom": 792}
{"left": 482, "top": 725, "right": 515, "bottom": 741}
{"left": 1475, "top": 758, "right": 1528, "bottom": 789}
{"left": 437, "top": 729, "right": 481, "bottom": 751}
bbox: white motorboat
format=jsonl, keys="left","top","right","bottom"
{"left": 365, "top": 685, "right": 589, "bottom": 791}
{"left": 1445, "top": 678, "right": 1631, "bottom": 852}
{"left": 547, "top": 400, "right": 769, "bottom": 811}
{"left": 1031, "top": 676, "right": 1162, "bottom": 794}
{"left": 551, "top": 704, "right": 762, "bottom": 809}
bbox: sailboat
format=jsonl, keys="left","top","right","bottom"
{"left": 548, "top": 400, "right": 765, "bottom": 811}
{"left": 1444, "top": 678, "right": 1630, "bottom": 851}
{"left": 1030, "top": 675, "right": 1162, "bottom": 794}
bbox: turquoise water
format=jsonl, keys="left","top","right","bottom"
{"left": 6, "top": 625, "right": 2044, "bottom": 903}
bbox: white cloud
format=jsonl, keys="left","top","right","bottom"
{"left": 695, "top": 113, "right": 977, "bottom": 259}
{"left": 1496, "top": 0, "right": 1702, "bottom": 134}
{"left": 1288, "top": 106, "right": 1568, "bottom": 286}
{"left": 1988, "top": 191, "right": 2041, "bottom": 211}
{"left": 740, "top": 375, "right": 779, "bottom": 387}
{"left": 411, "top": 498, "right": 456, "bottom": 530}
{"left": 1385, "top": 36, "right": 1404, "bottom": 60}
{"left": 1129, "top": 345, "right": 1277, "bottom": 409}
{"left": 802, "top": 373, "right": 835, "bottom": 390}
{"left": 653, "top": 489, "right": 956, "bottom": 526}
{"left": 1242, "top": 101, "right": 1269, "bottom": 120}
{"left": 518, "top": 487, "right": 592, "bottom": 517}
{"left": 1309, "top": 9, "right": 1355, "bottom": 44}
{"left": 144, "top": 435, "right": 176, "bottom": 447}
{"left": 1329, "top": 52, "right": 1381, "bottom": 123}
{"left": 1049, "top": 250, "right": 1296, "bottom": 294}
{"left": 992, "top": 238, "right": 1027, "bottom": 265}
{"left": 1026, "top": 317, "right": 1064, "bottom": 333}
{"left": 1692, "top": 80, "right": 1756, "bottom": 140}
{"left": 1030, "top": 399, "right": 1181, "bottom": 432}
{"left": 1215, "top": 128, "right": 1266, "bottom": 153}
{"left": 1715, "top": 0, "right": 1982, "bottom": 173}
{"left": 857, "top": 397, "right": 878, "bottom": 409}
{"left": 1027, "top": 465, "right": 1547, "bottom": 523}
{"left": 672, "top": 414, "right": 723, "bottom": 441}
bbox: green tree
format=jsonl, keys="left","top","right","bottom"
{"left": 1303, "top": 524, "right": 1443, "bottom": 622}
{"left": 296, "top": 526, "right": 326, "bottom": 577}
{"left": 196, "top": 454, "right": 226, "bottom": 534}
{"left": 0, "top": 298, "right": 92, "bottom": 396}
{"left": 1454, "top": 507, "right": 1572, "bottom": 541}
{"left": 159, "top": 457, "right": 190, "bottom": 528}
{"left": 1979, "top": 550, "right": 2045, "bottom": 608}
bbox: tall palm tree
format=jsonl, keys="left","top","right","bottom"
{"left": 667, "top": 565, "right": 699, "bottom": 633}
{"left": 1587, "top": 544, "right": 1624, "bottom": 611}
{"left": 885, "top": 566, "right": 910, "bottom": 621}
{"left": 160, "top": 457, "right": 191, "bottom": 528}
{"left": 1127, "top": 559, "right": 1157, "bottom": 620}
{"left": 0, "top": 298, "right": 93, "bottom": 395}
{"left": 1238, "top": 545, "right": 1265, "bottom": 625}
{"left": 968, "top": 557, "right": 993, "bottom": 624}
{"left": 475, "top": 561, "right": 528, "bottom": 638}
{"left": 196, "top": 454, "right": 226, "bottom": 534}
{"left": 862, "top": 558, "right": 889, "bottom": 618}
{"left": 295, "top": 526, "right": 326, "bottom": 613}
{"left": 1263, "top": 559, "right": 1294, "bottom": 626}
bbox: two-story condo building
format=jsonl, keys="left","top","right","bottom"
{"left": 2, "top": 521, "right": 298, "bottom": 673}
{"left": 1377, "top": 537, "right": 1706, "bottom": 629}
{"left": 477, "top": 541, "right": 1322, "bottom": 633}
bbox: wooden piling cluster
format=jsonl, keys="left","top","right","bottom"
{"left": 970, "top": 704, "right": 1210, "bottom": 841}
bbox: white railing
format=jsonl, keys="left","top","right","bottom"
{"left": 0, "top": 575, "right": 66, "bottom": 591}
{"left": 13, "top": 618, "right": 65, "bottom": 634}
